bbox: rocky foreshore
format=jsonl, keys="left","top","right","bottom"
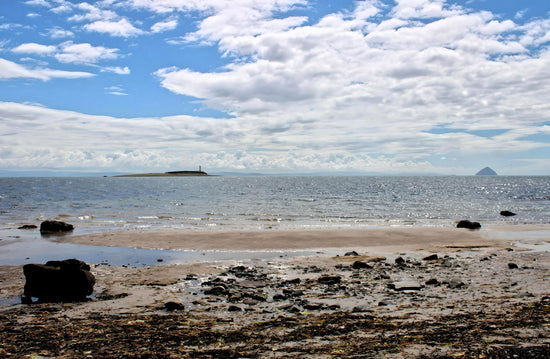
{"left": 1, "top": 245, "right": 549, "bottom": 358}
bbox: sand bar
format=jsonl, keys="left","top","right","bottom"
{"left": 57, "top": 226, "right": 509, "bottom": 252}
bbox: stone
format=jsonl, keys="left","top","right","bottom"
{"left": 317, "top": 275, "right": 341, "bottom": 285}
{"left": 39, "top": 220, "right": 74, "bottom": 234}
{"left": 352, "top": 261, "right": 372, "bottom": 269}
{"left": 446, "top": 279, "right": 465, "bottom": 289}
{"left": 22, "top": 259, "right": 95, "bottom": 303}
{"left": 500, "top": 210, "right": 516, "bottom": 217}
{"left": 395, "top": 256, "right": 406, "bottom": 265}
{"left": 164, "top": 301, "right": 185, "bottom": 311}
{"left": 456, "top": 220, "right": 481, "bottom": 230}
{"left": 204, "top": 285, "right": 228, "bottom": 296}
{"left": 344, "top": 251, "right": 359, "bottom": 257}
{"left": 423, "top": 254, "right": 438, "bottom": 261}
{"left": 508, "top": 263, "right": 519, "bottom": 269}
{"left": 388, "top": 280, "right": 423, "bottom": 291}
{"left": 425, "top": 278, "right": 440, "bottom": 286}
{"left": 228, "top": 305, "right": 242, "bottom": 312}
{"left": 18, "top": 225, "right": 37, "bottom": 230}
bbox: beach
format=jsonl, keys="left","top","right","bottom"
{"left": 1, "top": 225, "right": 549, "bottom": 358}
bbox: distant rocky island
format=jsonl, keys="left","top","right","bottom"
{"left": 475, "top": 167, "right": 497, "bottom": 176}
{"left": 116, "top": 170, "right": 209, "bottom": 177}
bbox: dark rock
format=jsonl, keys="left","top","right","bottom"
{"left": 446, "top": 279, "right": 465, "bottom": 289}
{"left": 352, "top": 261, "right": 372, "bottom": 269}
{"left": 157, "top": 258, "right": 163, "bottom": 262}
{"left": 228, "top": 305, "right": 242, "bottom": 312}
{"left": 304, "top": 303, "right": 325, "bottom": 311}
{"left": 280, "top": 278, "right": 301, "bottom": 286}
{"left": 378, "top": 300, "right": 391, "bottom": 306}
{"left": 425, "top": 278, "right": 440, "bottom": 286}
{"left": 40, "top": 220, "right": 74, "bottom": 234}
{"left": 22, "top": 259, "right": 94, "bottom": 302}
{"left": 283, "top": 289, "right": 304, "bottom": 297}
{"left": 242, "top": 298, "right": 258, "bottom": 305}
{"left": 164, "top": 301, "right": 185, "bottom": 311}
{"left": 204, "top": 286, "right": 228, "bottom": 296}
{"left": 273, "top": 294, "right": 287, "bottom": 301}
{"left": 317, "top": 275, "right": 341, "bottom": 285}
{"left": 388, "top": 281, "right": 423, "bottom": 291}
{"left": 237, "top": 279, "right": 266, "bottom": 288}
{"left": 394, "top": 256, "right": 406, "bottom": 265}
{"left": 185, "top": 274, "right": 198, "bottom": 280}
{"left": 456, "top": 220, "right": 481, "bottom": 230}
{"left": 18, "top": 225, "right": 37, "bottom": 230}
{"left": 500, "top": 210, "right": 516, "bottom": 217}
{"left": 423, "top": 254, "right": 438, "bottom": 261}
{"left": 508, "top": 263, "right": 519, "bottom": 269}
{"left": 344, "top": 251, "right": 359, "bottom": 257}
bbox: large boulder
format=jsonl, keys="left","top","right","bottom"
{"left": 456, "top": 220, "right": 481, "bottom": 230}
{"left": 22, "top": 259, "right": 95, "bottom": 303}
{"left": 40, "top": 220, "right": 74, "bottom": 234}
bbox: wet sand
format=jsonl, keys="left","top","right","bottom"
{"left": 1, "top": 226, "right": 549, "bottom": 358}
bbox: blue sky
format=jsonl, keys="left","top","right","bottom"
{"left": 1, "top": 0, "right": 550, "bottom": 175}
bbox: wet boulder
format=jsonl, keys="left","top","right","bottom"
{"left": 500, "top": 210, "right": 516, "bottom": 217}
{"left": 40, "top": 220, "right": 74, "bottom": 234}
{"left": 456, "top": 220, "right": 481, "bottom": 230}
{"left": 22, "top": 259, "right": 95, "bottom": 303}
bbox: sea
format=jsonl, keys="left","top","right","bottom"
{"left": 0, "top": 175, "right": 549, "bottom": 266}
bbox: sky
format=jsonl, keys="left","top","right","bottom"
{"left": 1, "top": 0, "right": 550, "bottom": 176}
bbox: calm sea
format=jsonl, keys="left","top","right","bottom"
{"left": 1, "top": 176, "right": 549, "bottom": 235}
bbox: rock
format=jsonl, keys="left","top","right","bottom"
{"left": 456, "top": 220, "right": 481, "bottom": 230}
{"left": 228, "top": 305, "right": 242, "bottom": 312}
{"left": 237, "top": 279, "right": 266, "bottom": 288}
{"left": 281, "top": 278, "right": 301, "bottom": 286}
{"left": 508, "top": 263, "right": 519, "bottom": 269}
{"left": 283, "top": 289, "right": 304, "bottom": 297}
{"left": 500, "top": 210, "right": 516, "bottom": 217}
{"left": 18, "top": 224, "right": 37, "bottom": 230}
{"left": 40, "top": 220, "right": 74, "bottom": 234}
{"left": 344, "top": 251, "right": 359, "bottom": 257}
{"left": 395, "top": 256, "right": 406, "bottom": 266}
{"left": 388, "top": 281, "right": 423, "bottom": 291}
{"left": 317, "top": 275, "right": 341, "bottom": 285}
{"left": 378, "top": 300, "right": 391, "bottom": 306}
{"left": 423, "top": 254, "right": 438, "bottom": 261}
{"left": 425, "top": 278, "right": 440, "bottom": 286}
{"left": 242, "top": 298, "right": 258, "bottom": 305}
{"left": 445, "top": 279, "right": 465, "bottom": 289}
{"left": 352, "top": 261, "right": 372, "bottom": 269}
{"left": 352, "top": 305, "right": 372, "bottom": 313}
{"left": 204, "top": 286, "right": 228, "bottom": 296}
{"left": 303, "top": 303, "right": 324, "bottom": 311}
{"left": 164, "top": 301, "right": 185, "bottom": 311}
{"left": 22, "top": 259, "right": 95, "bottom": 302}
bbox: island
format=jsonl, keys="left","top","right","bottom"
{"left": 475, "top": 167, "right": 497, "bottom": 176}
{"left": 115, "top": 169, "right": 209, "bottom": 177}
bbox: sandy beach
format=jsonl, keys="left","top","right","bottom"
{"left": 1, "top": 226, "right": 549, "bottom": 358}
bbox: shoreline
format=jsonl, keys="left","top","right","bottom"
{"left": 1, "top": 225, "right": 549, "bottom": 357}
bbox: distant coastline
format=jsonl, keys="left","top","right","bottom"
{"left": 115, "top": 170, "right": 209, "bottom": 177}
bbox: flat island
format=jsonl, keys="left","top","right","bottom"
{"left": 115, "top": 170, "right": 209, "bottom": 177}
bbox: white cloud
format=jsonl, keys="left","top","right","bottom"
{"left": 151, "top": 18, "right": 178, "bottom": 33}
{"left": 68, "top": 2, "right": 117, "bottom": 22}
{"left": 12, "top": 43, "right": 56, "bottom": 55}
{"left": 84, "top": 18, "right": 144, "bottom": 37}
{"left": 105, "top": 85, "right": 128, "bottom": 95}
{"left": 101, "top": 66, "right": 131, "bottom": 75}
{"left": 0, "top": 58, "right": 94, "bottom": 80}
{"left": 45, "top": 26, "right": 74, "bottom": 39}
{"left": 55, "top": 41, "right": 120, "bottom": 64}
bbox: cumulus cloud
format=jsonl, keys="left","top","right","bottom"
{"left": 12, "top": 43, "right": 56, "bottom": 55}
{"left": 0, "top": 58, "right": 94, "bottom": 80}
{"left": 45, "top": 26, "right": 74, "bottom": 39}
{"left": 84, "top": 18, "right": 144, "bottom": 37}
{"left": 151, "top": 18, "right": 178, "bottom": 33}
{"left": 12, "top": 41, "right": 121, "bottom": 65}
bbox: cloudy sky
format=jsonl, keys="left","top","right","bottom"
{"left": 1, "top": 0, "right": 550, "bottom": 175}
